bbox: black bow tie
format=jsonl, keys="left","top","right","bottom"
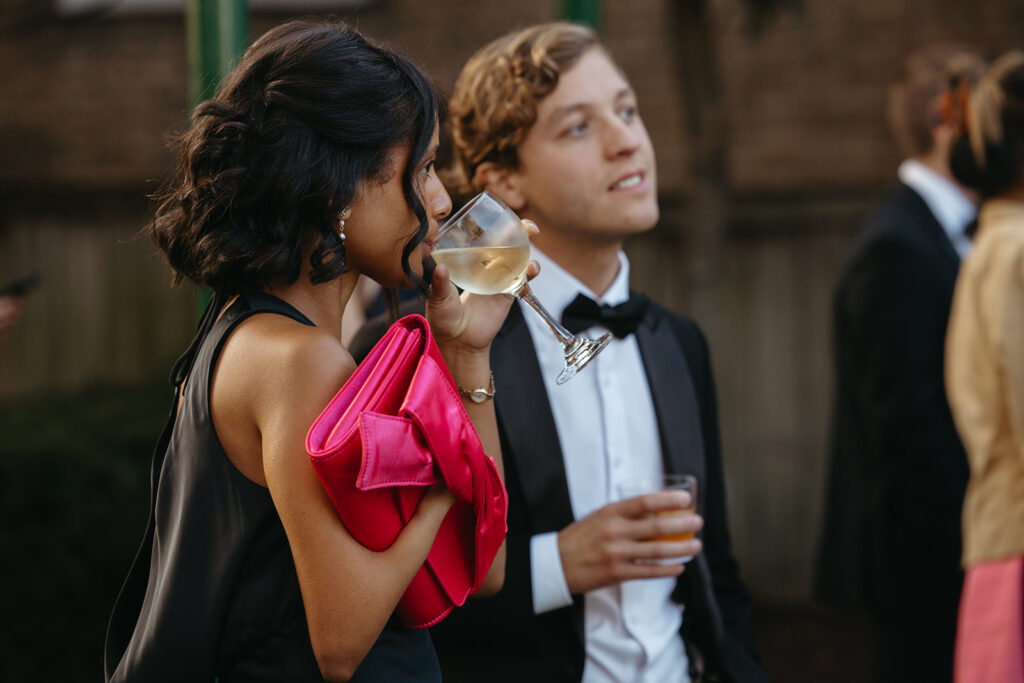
{"left": 561, "top": 292, "right": 649, "bottom": 339}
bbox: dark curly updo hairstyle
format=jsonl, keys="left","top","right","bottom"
{"left": 151, "top": 19, "right": 439, "bottom": 295}
{"left": 951, "top": 51, "right": 1024, "bottom": 198}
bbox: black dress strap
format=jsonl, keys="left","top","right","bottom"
{"left": 242, "top": 291, "right": 315, "bottom": 326}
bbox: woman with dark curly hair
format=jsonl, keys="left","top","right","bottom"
{"left": 104, "top": 19, "right": 510, "bottom": 683}
{"left": 945, "top": 51, "right": 1024, "bottom": 683}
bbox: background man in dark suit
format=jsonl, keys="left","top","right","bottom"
{"left": 424, "top": 22, "right": 765, "bottom": 683}
{"left": 816, "top": 45, "right": 984, "bottom": 683}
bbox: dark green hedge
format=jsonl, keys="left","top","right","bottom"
{"left": 0, "top": 381, "right": 171, "bottom": 681}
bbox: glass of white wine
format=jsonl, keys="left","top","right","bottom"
{"left": 432, "top": 191, "right": 612, "bottom": 384}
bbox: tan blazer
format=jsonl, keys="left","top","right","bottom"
{"left": 946, "top": 199, "right": 1024, "bottom": 567}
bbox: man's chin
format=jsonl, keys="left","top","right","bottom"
{"left": 610, "top": 197, "right": 658, "bottom": 230}
{"left": 620, "top": 209, "right": 660, "bottom": 236}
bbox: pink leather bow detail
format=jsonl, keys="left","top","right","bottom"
{"left": 306, "top": 315, "right": 508, "bottom": 628}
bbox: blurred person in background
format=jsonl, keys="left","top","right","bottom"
{"left": 945, "top": 50, "right": 1024, "bottom": 683}
{"left": 0, "top": 294, "right": 25, "bottom": 341}
{"left": 427, "top": 22, "right": 765, "bottom": 683}
{"left": 0, "top": 273, "right": 37, "bottom": 342}
{"left": 817, "top": 45, "right": 985, "bottom": 683}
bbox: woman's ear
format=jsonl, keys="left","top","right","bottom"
{"left": 473, "top": 162, "right": 527, "bottom": 211}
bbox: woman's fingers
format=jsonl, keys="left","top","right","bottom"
{"left": 427, "top": 262, "right": 454, "bottom": 303}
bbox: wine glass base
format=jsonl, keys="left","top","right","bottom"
{"left": 556, "top": 332, "right": 613, "bottom": 384}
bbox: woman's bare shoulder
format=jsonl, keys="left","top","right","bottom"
{"left": 219, "top": 313, "right": 357, "bottom": 417}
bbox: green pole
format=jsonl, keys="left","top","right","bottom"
{"left": 561, "top": 0, "right": 602, "bottom": 31}
{"left": 186, "top": 0, "right": 248, "bottom": 107}
{"left": 185, "top": 0, "right": 248, "bottom": 316}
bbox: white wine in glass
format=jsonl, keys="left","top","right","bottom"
{"left": 432, "top": 191, "right": 611, "bottom": 384}
{"left": 432, "top": 245, "right": 531, "bottom": 295}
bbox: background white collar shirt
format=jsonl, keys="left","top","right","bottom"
{"left": 899, "top": 158, "right": 977, "bottom": 259}
{"left": 523, "top": 248, "right": 690, "bottom": 683}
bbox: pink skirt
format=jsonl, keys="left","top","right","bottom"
{"left": 955, "top": 555, "right": 1024, "bottom": 683}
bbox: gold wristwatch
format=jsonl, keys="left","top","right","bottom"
{"left": 456, "top": 372, "right": 495, "bottom": 403}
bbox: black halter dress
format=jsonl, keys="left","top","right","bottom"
{"left": 104, "top": 292, "right": 440, "bottom": 682}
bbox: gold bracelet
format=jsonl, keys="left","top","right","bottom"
{"left": 456, "top": 371, "right": 495, "bottom": 403}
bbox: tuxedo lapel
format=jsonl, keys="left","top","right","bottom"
{"left": 901, "top": 183, "right": 962, "bottom": 275}
{"left": 635, "top": 304, "right": 728, "bottom": 654}
{"left": 491, "top": 304, "right": 575, "bottom": 532}
{"left": 634, "top": 303, "right": 707, "bottom": 504}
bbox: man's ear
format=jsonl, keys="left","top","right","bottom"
{"left": 473, "top": 162, "right": 527, "bottom": 211}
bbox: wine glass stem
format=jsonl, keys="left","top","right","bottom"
{"left": 516, "top": 283, "right": 575, "bottom": 347}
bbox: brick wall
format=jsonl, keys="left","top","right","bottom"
{"left": 3, "top": 1, "right": 1021, "bottom": 194}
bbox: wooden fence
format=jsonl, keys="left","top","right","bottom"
{"left": 0, "top": 197, "right": 196, "bottom": 398}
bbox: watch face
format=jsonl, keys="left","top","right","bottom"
{"left": 457, "top": 372, "right": 494, "bottom": 403}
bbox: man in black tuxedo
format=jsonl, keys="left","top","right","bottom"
{"left": 415, "top": 22, "right": 763, "bottom": 683}
{"left": 816, "top": 45, "right": 983, "bottom": 683}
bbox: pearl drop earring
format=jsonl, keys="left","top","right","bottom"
{"left": 337, "top": 208, "right": 351, "bottom": 242}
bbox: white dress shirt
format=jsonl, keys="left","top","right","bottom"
{"left": 898, "top": 159, "right": 977, "bottom": 259}
{"left": 523, "top": 248, "right": 690, "bottom": 683}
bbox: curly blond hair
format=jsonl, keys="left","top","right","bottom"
{"left": 445, "top": 22, "right": 599, "bottom": 201}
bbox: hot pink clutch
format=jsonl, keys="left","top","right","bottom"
{"left": 305, "top": 314, "right": 507, "bottom": 628}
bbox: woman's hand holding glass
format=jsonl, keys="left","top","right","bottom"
{"left": 424, "top": 219, "right": 541, "bottom": 356}
{"left": 431, "top": 191, "right": 611, "bottom": 384}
